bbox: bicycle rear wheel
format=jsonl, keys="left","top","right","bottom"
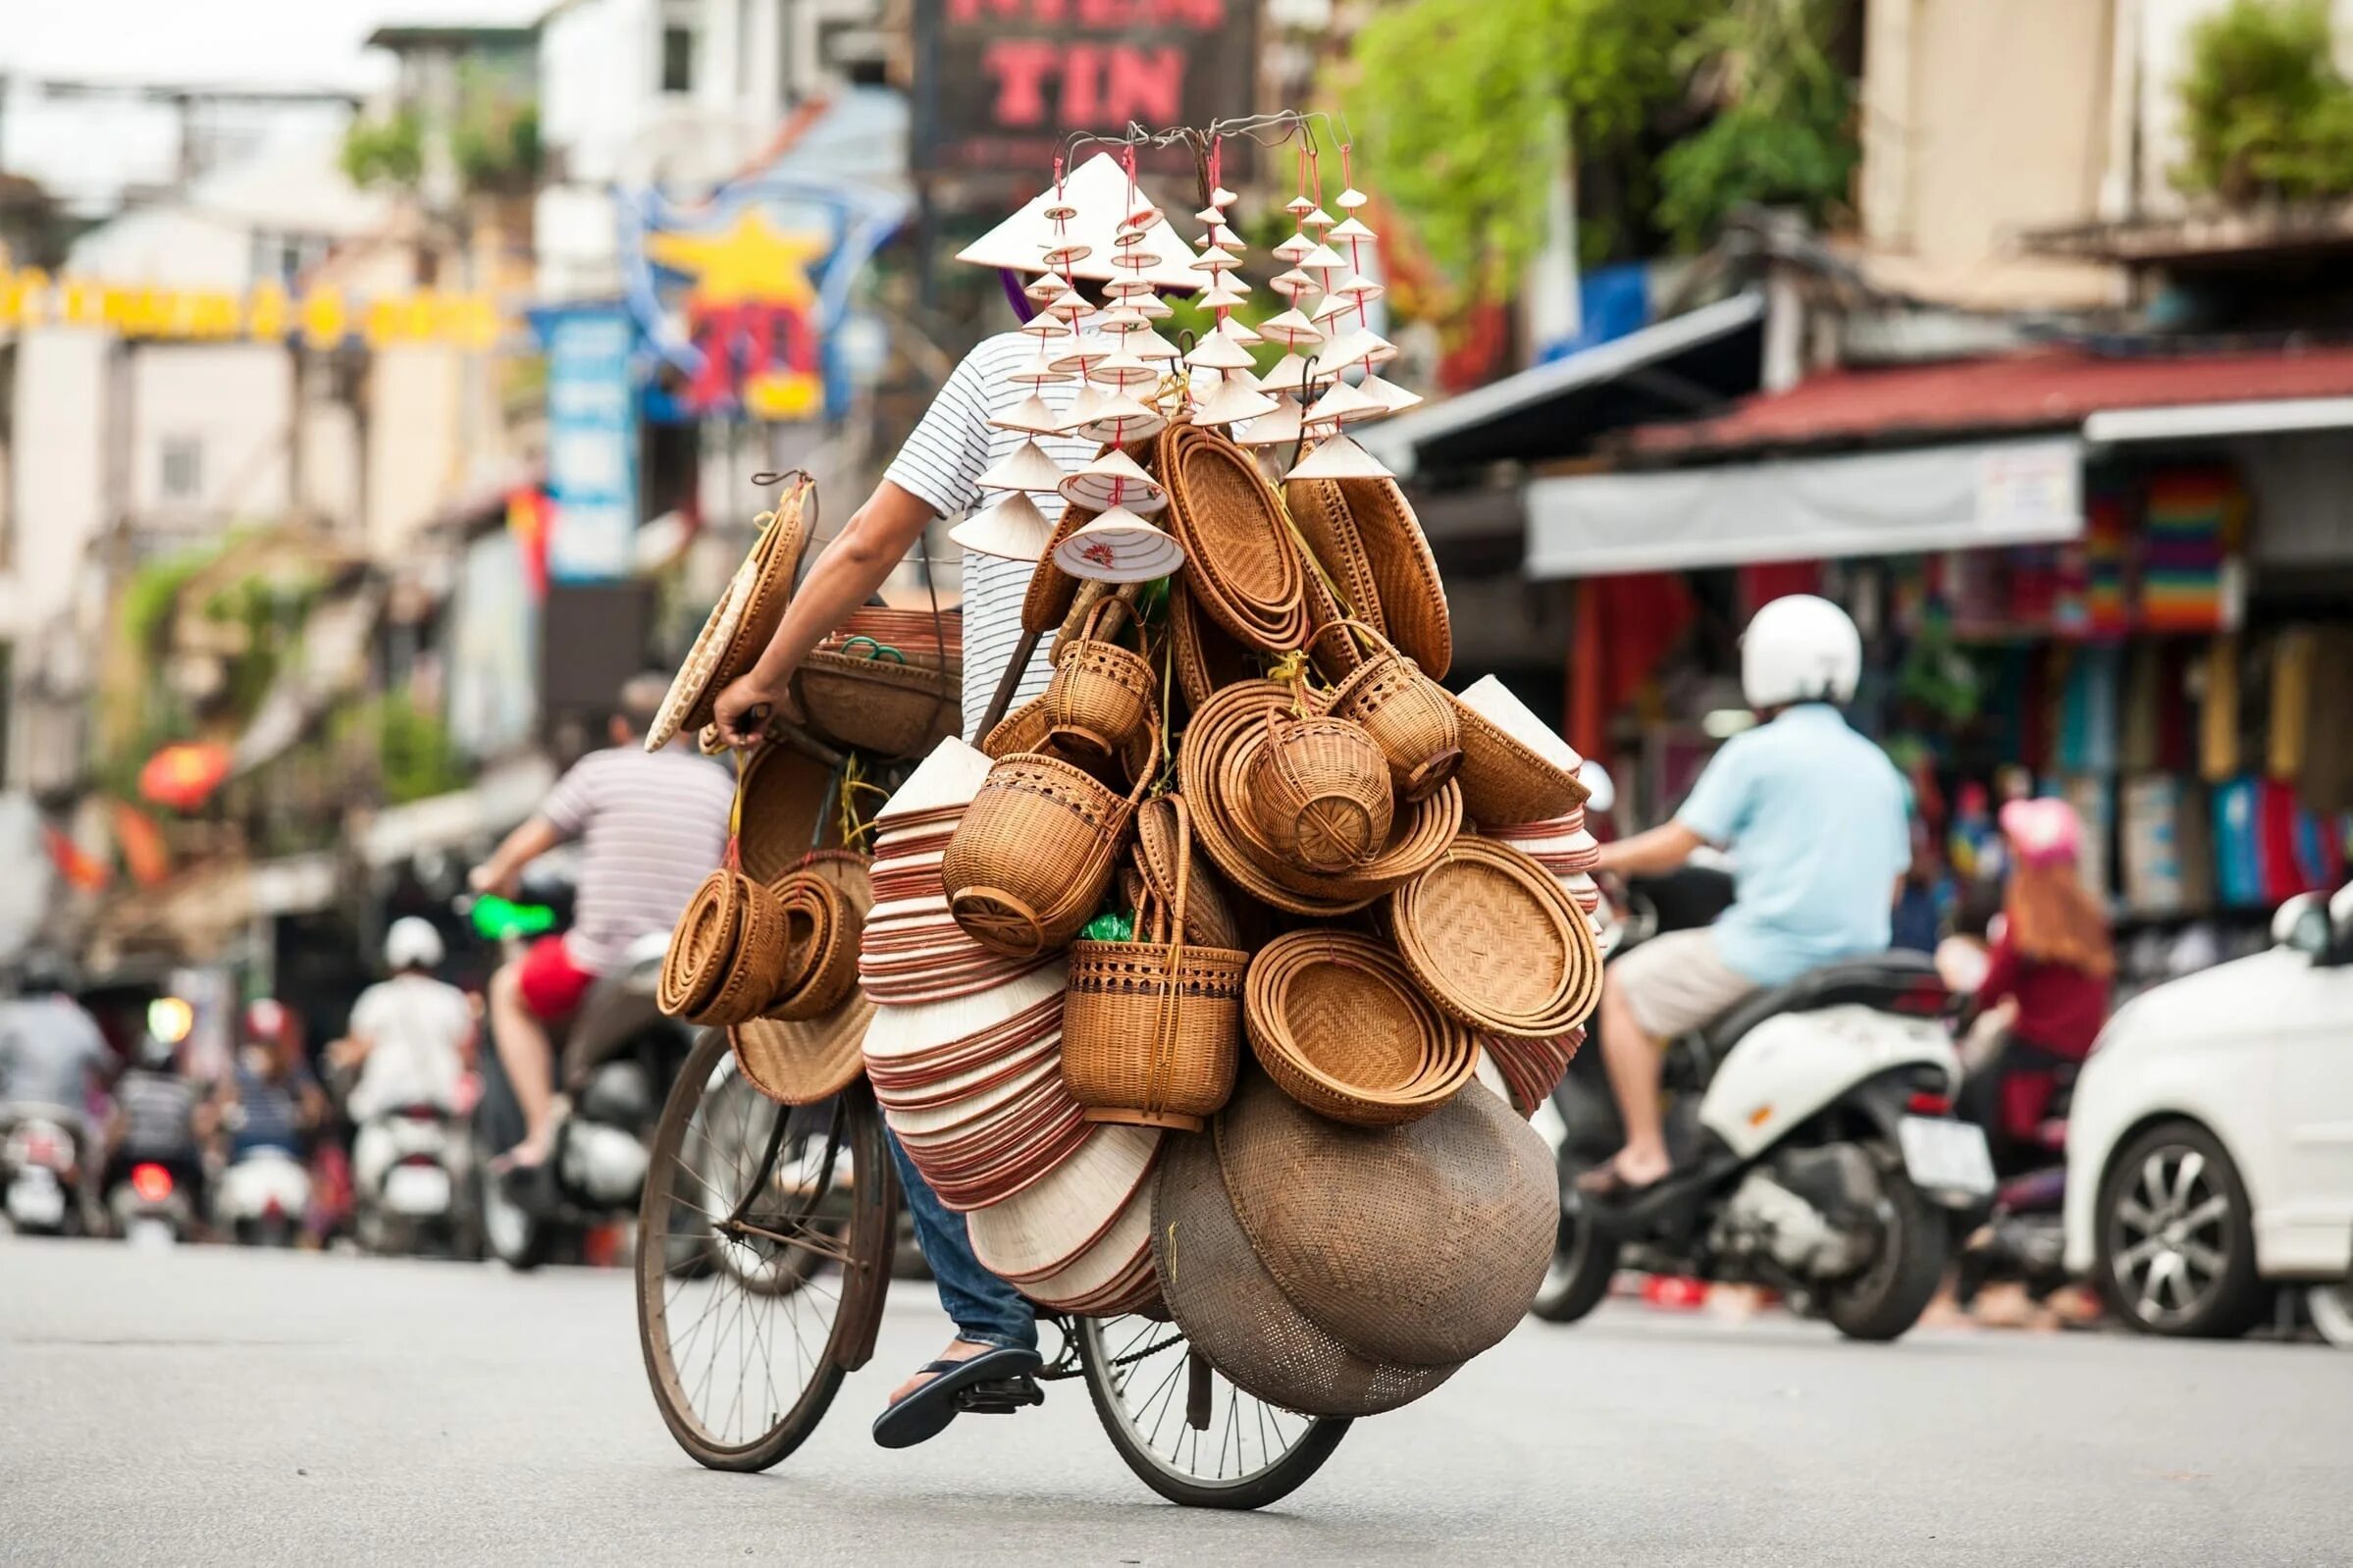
{"left": 1077, "top": 1313, "right": 1349, "bottom": 1510}
{"left": 637, "top": 1029, "right": 894, "bottom": 1471}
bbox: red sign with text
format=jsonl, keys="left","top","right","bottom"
{"left": 911, "top": 0, "right": 1260, "bottom": 177}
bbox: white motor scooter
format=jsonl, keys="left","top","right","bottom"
{"left": 214, "top": 1146, "right": 312, "bottom": 1247}
{"left": 1537, "top": 890, "right": 1995, "bottom": 1340}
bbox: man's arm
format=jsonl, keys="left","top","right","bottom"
{"left": 1592, "top": 820, "right": 1706, "bottom": 879}
{"left": 471, "top": 815, "right": 564, "bottom": 900}
{"left": 711, "top": 480, "right": 939, "bottom": 747}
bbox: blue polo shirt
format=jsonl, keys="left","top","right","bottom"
{"left": 1676, "top": 704, "right": 1910, "bottom": 986}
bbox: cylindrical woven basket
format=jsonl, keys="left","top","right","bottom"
{"left": 1242, "top": 930, "right": 1475, "bottom": 1127}
{"left": 1312, "top": 620, "right": 1462, "bottom": 803}
{"left": 687, "top": 872, "right": 794, "bottom": 1028}
{"left": 765, "top": 871, "right": 863, "bottom": 1022}
{"left": 1245, "top": 708, "right": 1394, "bottom": 874}
{"left": 1043, "top": 598, "right": 1157, "bottom": 763}
{"left": 1062, "top": 798, "right": 1246, "bottom": 1132}
{"left": 940, "top": 737, "right": 1155, "bottom": 959}
{"left": 659, "top": 869, "right": 743, "bottom": 1019}
{"left": 792, "top": 647, "right": 961, "bottom": 761}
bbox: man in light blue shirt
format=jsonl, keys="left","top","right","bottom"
{"left": 1586, "top": 597, "right": 1910, "bottom": 1192}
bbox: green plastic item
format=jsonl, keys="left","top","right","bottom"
{"left": 1081, "top": 909, "right": 1136, "bottom": 943}
{"left": 471, "top": 895, "right": 558, "bottom": 942}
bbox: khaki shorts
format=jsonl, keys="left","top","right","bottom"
{"left": 1608, "top": 928, "right": 1760, "bottom": 1040}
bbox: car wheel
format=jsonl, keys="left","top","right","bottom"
{"left": 2306, "top": 1282, "right": 2353, "bottom": 1348}
{"left": 2095, "top": 1121, "right": 2264, "bottom": 1339}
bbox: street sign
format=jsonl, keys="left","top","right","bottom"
{"left": 910, "top": 0, "right": 1261, "bottom": 178}
{"left": 542, "top": 305, "right": 640, "bottom": 583}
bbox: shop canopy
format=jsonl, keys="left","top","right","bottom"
{"left": 1359, "top": 291, "right": 1764, "bottom": 479}
{"left": 1526, "top": 437, "right": 2085, "bottom": 579}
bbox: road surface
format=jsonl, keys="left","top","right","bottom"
{"left": 1, "top": 1236, "right": 2345, "bottom": 1566}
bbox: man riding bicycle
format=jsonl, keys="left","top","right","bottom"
{"left": 472, "top": 675, "right": 733, "bottom": 1176}
{"left": 1585, "top": 595, "right": 1912, "bottom": 1196}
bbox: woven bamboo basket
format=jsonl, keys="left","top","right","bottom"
{"left": 1246, "top": 708, "right": 1394, "bottom": 874}
{"left": 1131, "top": 794, "right": 1254, "bottom": 952}
{"left": 1062, "top": 798, "right": 1247, "bottom": 1132}
{"left": 658, "top": 869, "right": 741, "bottom": 1019}
{"left": 1042, "top": 598, "right": 1157, "bottom": 763}
{"left": 1311, "top": 619, "right": 1462, "bottom": 803}
{"left": 649, "top": 476, "right": 814, "bottom": 751}
{"left": 792, "top": 646, "right": 961, "bottom": 762}
{"left": 1283, "top": 476, "right": 1387, "bottom": 645}
{"left": 1445, "top": 690, "right": 1590, "bottom": 828}
{"left": 765, "top": 871, "right": 863, "bottom": 1022}
{"left": 940, "top": 734, "right": 1156, "bottom": 958}
{"left": 1242, "top": 931, "right": 1475, "bottom": 1127}
{"left": 1388, "top": 838, "right": 1602, "bottom": 1040}
{"left": 1335, "top": 477, "right": 1451, "bottom": 679}
{"left": 1169, "top": 577, "right": 1256, "bottom": 712}
{"left": 687, "top": 872, "right": 796, "bottom": 1028}
{"left": 1160, "top": 423, "right": 1311, "bottom": 652}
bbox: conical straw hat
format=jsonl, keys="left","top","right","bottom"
{"left": 977, "top": 439, "right": 1070, "bottom": 493}
{"left": 1087, "top": 351, "right": 1159, "bottom": 392}
{"left": 1118, "top": 327, "right": 1183, "bottom": 363}
{"left": 1192, "top": 376, "right": 1281, "bottom": 428}
{"left": 1198, "top": 279, "right": 1249, "bottom": 310}
{"left": 1322, "top": 327, "right": 1399, "bottom": 369}
{"left": 1052, "top": 507, "right": 1186, "bottom": 583}
{"left": 956, "top": 151, "right": 1201, "bottom": 291}
{"left": 1335, "top": 185, "right": 1369, "bottom": 210}
{"left": 1307, "top": 379, "right": 1385, "bottom": 427}
{"left": 1058, "top": 448, "right": 1167, "bottom": 514}
{"left": 1358, "top": 374, "right": 1424, "bottom": 414}
{"left": 877, "top": 737, "right": 994, "bottom": 822}
{"left": 1272, "top": 234, "right": 1313, "bottom": 263}
{"left": 1286, "top": 432, "right": 1393, "bottom": 481}
{"left": 1329, "top": 215, "right": 1376, "bottom": 242}
{"left": 1185, "top": 333, "right": 1256, "bottom": 372}
{"left": 1216, "top": 315, "right": 1262, "bottom": 344}
{"left": 1069, "top": 392, "right": 1165, "bottom": 445}
{"left": 967, "top": 1124, "right": 1162, "bottom": 1282}
{"left": 990, "top": 391, "right": 1072, "bottom": 436}
{"left": 951, "top": 492, "right": 1055, "bottom": 562}
{"left": 1233, "top": 395, "right": 1305, "bottom": 447}
{"left": 1257, "top": 309, "right": 1324, "bottom": 348}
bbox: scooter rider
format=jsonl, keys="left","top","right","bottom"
{"left": 337, "top": 918, "right": 474, "bottom": 1194}
{"left": 1584, "top": 595, "right": 1911, "bottom": 1196}
{"left": 0, "top": 952, "right": 111, "bottom": 1146}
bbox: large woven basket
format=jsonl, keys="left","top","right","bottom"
{"left": 1062, "top": 797, "right": 1246, "bottom": 1132}
{"left": 940, "top": 738, "right": 1155, "bottom": 958}
{"left": 1245, "top": 708, "right": 1393, "bottom": 874}
{"left": 1283, "top": 476, "right": 1387, "bottom": 645}
{"left": 1151, "top": 1105, "right": 1461, "bottom": 1419}
{"left": 1043, "top": 598, "right": 1157, "bottom": 764}
{"left": 1160, "top": 423, "right": 1310, "bottom": 653}
{"left": 792, "top": 646, "right": 961, "bottom": 761}
{"left": 982, "top": 692, "right": 1157, "bottom": 786}
{"left": 735, "top": 743, "right": 841, "bottom": 882}
{"left": 1387, "top": 838, "right": 1602, "bottom": 1040}
{"left": 1445, "top": 687, "right": 1589, "bottom": 828}
{"left": 1334, "top": 477, "right": 1451, "bottom": 679}
{"left": 1242, "top": 930, "right": 1474, "bottom": 1127}
{"left": 1312, "top": 619, "right": 1461, "bottom": 803}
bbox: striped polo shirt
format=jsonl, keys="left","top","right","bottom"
{"left": 882, "top": 330, "right": 1102, "bottom": 740}
{"left": 542, "top": 746, "right": 735, "bottom": 973}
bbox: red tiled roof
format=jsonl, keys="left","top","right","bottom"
{"left": 1623, "top": 343, "right": 2353, "bottom": 457}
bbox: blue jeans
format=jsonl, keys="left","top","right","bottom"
{"left": 883, "top": 1124, "right": 1037, "bottom": 1353}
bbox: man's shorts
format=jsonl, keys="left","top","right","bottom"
{"left": 517, "top": 935, "right": 597, "bottom": 1022}
{"left": 1608, "top": 928, "right": 1760, "bottom": 1040}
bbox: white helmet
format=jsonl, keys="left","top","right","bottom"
{"left": 385, "top": 916, "right": 445, "bottom": 971}
{"left": 1741, "top": 594, "right": 1862, "bottom": 709}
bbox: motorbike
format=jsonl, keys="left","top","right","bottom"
{"left": 466, "top": 871, "right": 697, "bottom": 1271}
{"left": 351, "top": 1102, "right": 477, "bottom": 1258}
{"left": 1535, "top": 866, "right": 1996, "bottom": 1340}
{"left": 2, "top": 1109, "right": 89, "bottom": 1235}
{"left": 107, "top": 1157, "right": 197, "bottom": 1244}
{"left": 214, "top": 1144, "right": 312, "bottom": 1246}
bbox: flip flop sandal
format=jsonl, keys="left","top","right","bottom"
{"left": 871, "top": 1346, "right": 1044, "bottom": 1450}
{"left": 1573, "top": 1163, "right": 1665, "bottom": 1205}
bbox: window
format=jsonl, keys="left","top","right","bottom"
{"left": 661, "top": 22, "right": 698, "bottom": 93}
{"left": 159, "top": 438, "right": 203, "bottom": 505}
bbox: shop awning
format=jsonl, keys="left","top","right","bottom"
{"left": 1359, "top": 291, "right": 1764, "bottom": 478}
{"left": 2083, "top": 395, "right": 2353, "bottom": 444}
{"left": 1527, "top": 437, "right": 2084, "bottom": 579}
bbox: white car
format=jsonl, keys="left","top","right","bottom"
{"left": 2065, "top": 885, "right": 2353, "bottom": 1340}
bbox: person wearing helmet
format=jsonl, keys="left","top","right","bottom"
{"left": 1585, "top": 595, "right": 1912, "bottom": 1194}
{"left": 335, "top": 917, "right": 474, "bottom": 1125}
{"left": 103, "top": 1027, "right": 211, "bottom": 1216}
{"left": 1955, "top": 798, "right": 2112, "bottom": 1169}
{"left": 0, "top": 952, "right": 112, "bottom": 1142}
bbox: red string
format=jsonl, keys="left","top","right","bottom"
{"left": 1209, "top": 135, "right": 1223, "bottom": 199}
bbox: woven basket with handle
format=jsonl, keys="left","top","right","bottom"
{"left": 1042, "top": 597, "right": 1157, "bottom": 764}
{"left": 1311, "top": 619, "right": 1462, "bottom": 804}
{"left": 1246, "top": 708, "right": 1394, "bottom": 875}
{"left": 941, "top": 727, "right": 1157, "bottom": 959}
{"left": 1062, "top": 797, "right": 1246, "bottom": 1132}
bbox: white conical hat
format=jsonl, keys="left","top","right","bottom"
{"left": 1326, "top": 272, "right": 1385, "bottom": 303}
{"left": 1286, "top": 432, "right": 1392, "bottom": 480}
{"left": 1208, "top": 184, "right": 1237, "bottom": 206}
{"left": 877, "top": 737, "right": 995, "bottom": 821}
{"left": 1215, "top": 316, "right": 1262, "bottom": 345}
{"left": 1052, "top": 507, "right": 1186, "bottom": 584}
{"left": 1192, "top": 204, "right": 1225, "bottom": 226}
{"left": 1358, "top": 374, "right": 1425, "bottom": 414}
{"left": 1193, "top": 223, "right": 1242, "bottom": 251}
{"left": 1006, "top": 362, "right": 1074, "bottom": 389}
{"left": 1257, "top": 351, "right": 1330, "bottom": 393}
{"left": 1257, "top": 310, "right": 1324, "bottom": 348}
{"left": 1329, "top": 215, "right": 1376, "bottom": 242}
{"left": 1087, "top": 351, "right": 1159, "bottom": 392}
{"left": 1058, "top": 448, "right": 1167, "bottom": 514}
{"left": 1335, "top": 185, "right": 1369, "bottom": 210}
{"left": 1023, "top": 271, "right": 1071, "bottom": 303}
{"left": 1048, "top": 336, "right": 1117, "bottom": 376}
{"left": 956, "top": 151, "right": 1201, "bottom": 291}
{"left": 1191, "top": 377, "right": 1281, "bottom": 428}
{"left": 1299, "top": 241, "right": 1348, "bottom": 273}
{"left": 1017, "top": 313, "right": 1072, "bottom": 340}
{"left": 1070, "top": 392, "right": 1165, "bottom": 445}
{"left": 1190, "top": 246, "right": 1242, "bottom": 275}
{"left": 989, "top": 391, "right": 1073, "bottom": 436}
{"left": 1232, "top": 396, "right": 1304, "bottom": 447}
{"left": 1300, "top": 206, "right": 1336, "bottom": 233}
{"left": 978, "top": 439, "right": 1072, "bottom": 493}
{"left": 1198, "top": 278, "right": 1249, "bottom": 310}
{"left": 1307, "top": 379, "right": 1384, "bottom": 426}
{"left": 1272, "top": 233, "right": 1313, "bottom": 263}
{"left": 1128, "top": 293, "right": 1174, "bottom": 320}
{"left": 1270, "top": 267, "right": 1318, "bottom": 300}
{"left": 1325, "top": 327, "right": 1399, "bottom": 369}
{"left": 1121, "top": 327, "right": 1182, "bottom": 363}
{"left": 1184, "top": 333, "right": 1257, "bottom": 372}
{"left": 950, "top": 491, "right": 1056, "bottom": 561}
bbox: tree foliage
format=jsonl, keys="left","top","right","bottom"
{"left": 2173, "top": 0, "right": 2353, "bottom": 204}
{"left": 1656, "top": 0, "right": 1857, "bottom": 249}
{"left": 340, "top": 109, "right": 426, "bottom": 190}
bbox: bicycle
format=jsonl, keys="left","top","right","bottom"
{"left": 635, "top": 1026, "right": 1349, "bottom": 1509}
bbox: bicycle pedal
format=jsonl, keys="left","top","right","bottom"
{"left": 954, "top": 1375, "right": 1044, "bottom": 1414}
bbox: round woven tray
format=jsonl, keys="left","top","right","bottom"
{"left": 1387, "top": 838, "right": 1601, "bottom": 1040}
{"left": 1242, "top": 931, "right": 1475, "bottom": 1127}
{"left": 649, "top": 478, "right": 814, "bottom": 751}
{"left": 1334, "top": 477, "right": 1450, "bottom": 679}
{"left": 1283, "top": 476, "right": 1386, "bottom": 645}
{"left": 659, "top": 869, "right": 741, "bottom": 1019}
{"left": 1160, "top": 423, "right": 1310, "bottom": 652}
{"left": 1151, "top": 1110, "right": 1460, "bottom": 1419}
{"left": 731, "top": 988, "right": 875, "bottom": 1107}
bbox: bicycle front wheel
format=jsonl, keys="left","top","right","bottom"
{"left": 637, "top": 1029, "right": 893, "bottom": 1472}
{"left": 1077, "top": 1313, "right": 1349, "bottom": 1510}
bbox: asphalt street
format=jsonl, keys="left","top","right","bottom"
{"left": 2, "top": 1234, "right": 2346, "bottom": 1567}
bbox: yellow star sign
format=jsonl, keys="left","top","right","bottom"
{"left": 646, "top": 210, "right": 824, "bottom": 309}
